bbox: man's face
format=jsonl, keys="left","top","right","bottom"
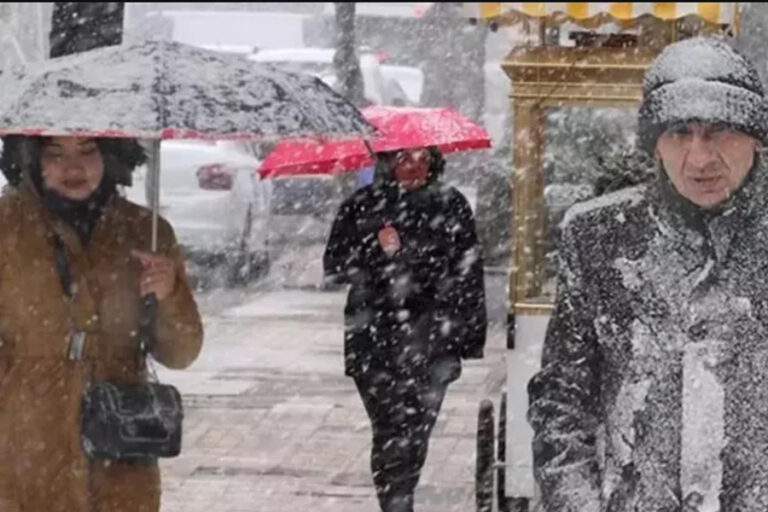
{"left": 393, "top": 148, "right": 430, "bottom": 191}
{"left": 656, "top": 123, "right": 759, "bottom": 208}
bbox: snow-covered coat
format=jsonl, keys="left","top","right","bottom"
{"left": 0, "top": 180, "right": 203, "bottom": 512}
{"left": 528, "top": 161, "right": 768, "bottom": 511}
{"left": 324, "top": 175, "right": 487, "bottom": 383}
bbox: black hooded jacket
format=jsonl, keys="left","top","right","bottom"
{"left": 324, "top": 149, "right": 487, "bottom": 381}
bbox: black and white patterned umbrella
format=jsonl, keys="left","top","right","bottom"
{"left": 0, "top": 39, "right": 374, "bottom": 141}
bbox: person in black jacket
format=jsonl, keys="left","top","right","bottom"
{"left": 324, "top": 146, "right": 487, "bottom": 512}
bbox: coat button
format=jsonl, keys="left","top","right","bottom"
{"left": 687, "top": 321, "right": 708, "bottom": 341}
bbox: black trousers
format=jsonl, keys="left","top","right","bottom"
{"left": 354, "top": 369, "right": 449, "bottom": 512}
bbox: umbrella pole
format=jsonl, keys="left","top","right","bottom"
{"left": 363, "top": 139, "right": 379, "bottom": 180}
{"left": 363, "top": 139, "right": 376, "bottom": 161}
{"left": 149, "top": 139, "right": 161, "bottom": 252}
{"left": 140, "top": 138, "right": 161, "bottom": 361}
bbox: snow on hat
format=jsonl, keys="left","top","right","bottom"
{"left": 638, "top": 37, "right": 768, "bottom": 154}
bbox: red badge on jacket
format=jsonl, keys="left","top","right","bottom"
{"left": 378, "top": 225, "right": 401, "bottom": 255}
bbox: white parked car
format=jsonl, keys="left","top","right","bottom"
{"left": 380, "top": 64, "right": 424, "bottom": 106}
{"left": 249, "top": 47, "right": 410, "bottom": 106}
{"left": 123, "top": 140, "right": 271, "bottom": 287}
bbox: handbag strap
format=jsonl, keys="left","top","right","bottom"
{"left": 51, "top": 233, "right": 153, "bottom": 366}
{"left": 52, "top": 234, "right": 74, "bottom": 301}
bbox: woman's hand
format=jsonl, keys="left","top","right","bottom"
{"left": 132, "top": 250, "right": 177, "bottom": 301}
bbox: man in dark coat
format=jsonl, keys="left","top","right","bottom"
{"left": 324, "top": 147, "right": 487, "bottom": 512}
{"left": 528, "top": 38, "right": 768, "bottom": 512}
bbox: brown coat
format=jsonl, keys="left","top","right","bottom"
{"left": 0, "top": 181, "right": 203, "bottom": 512}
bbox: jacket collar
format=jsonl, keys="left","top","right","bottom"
{"left": 17, "top": 176, "right": 118, "bottom": 256}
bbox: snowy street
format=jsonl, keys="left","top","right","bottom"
{"left": 157, "top": 279, "right": 507, "bottom": 512}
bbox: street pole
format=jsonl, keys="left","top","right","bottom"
{"left": 50, "top": 2, "right": 125, "bottom": 58}
{"left": 333, "top": 2, "right": 365, "bottom": 106}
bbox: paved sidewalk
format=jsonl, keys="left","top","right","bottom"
{"left": 158, "top": 287, "right": 507, "bottom": 512}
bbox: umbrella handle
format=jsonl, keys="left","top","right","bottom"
{"left": 138, "top": 293, "right": 158, "bottom": 367}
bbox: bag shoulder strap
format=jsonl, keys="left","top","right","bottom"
{"left": 51, "top": 233, "right": 74, "bottom": 300}
{"left": 51, "top": 233, "right": 154, "bottom": 366}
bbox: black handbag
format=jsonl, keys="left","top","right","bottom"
{"left": 80, "top": 381, "right": 183, "bottom": 460}
{"left": 52, "top": 234, "right": 184, "bottom": 461}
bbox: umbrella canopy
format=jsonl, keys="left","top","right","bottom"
{"left": 258, "top": 106, "right": 492, "bottom": 178}
{"left": 462, "top": 2, "right": 739, "bottom": 29}
{"left": 0, "top": 39, "right": 374, "bottom": 141}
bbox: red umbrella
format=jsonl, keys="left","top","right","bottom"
{"left": 258, "top": 106, "right": 492, "bottom": 178}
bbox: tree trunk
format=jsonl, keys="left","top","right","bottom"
{"left": 50, "top": 2, "right": 124, "bottom": 58}
{"left": 333, "top": 2, "right": 365, "bottom": 106}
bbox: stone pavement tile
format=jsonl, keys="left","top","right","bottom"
{"left": 229, "top": 442, "right": 296, "bottom": 468}
{"left": 182, "top": 418, "right": 216, "bottom": 448}
{"left": 421, "top": 445, "right": 459, "bottom": 484}
{"left": 244, "top": 481, "right": 343, "bottom": 512}
{"left": 342, "top": 445, "right": 373, "bottom": 475}
{"left": 176, "top": 476, "right": 229, "bottom": 495}
{"left": 160, "top": 454, "right": 213, "bottom": 480}
{"left": 322, "top": 403, "right": 369, "bottom": 427}
{"left": 195, "top": 425, "right": 245, "bottom": 451}
{"left": 310, "top": 424, "right": 370, "bottom": 443}
{"left": 433, "top": 455, "right": 475, "bottom": 485}
{"left": 442, "top": 414, "right": 473, "bottom": 437}
{"left": 255, "top": 416, "right": 319, "bottom": 436}
{"left": 427, "top": 436, "right": 460, "bottom": 462}
{"left": 414, "top": 483, "right": 473, "bottom": 511}
{"left": 242, "top": 430, "right": 319, "bottom": 465}
{"left": 283, "top": 437, "right": 366, "bottom": 472}
{"left": 231, "top": 423, "right": 304, "bottom": 447}
{"left": 285, "top": 479, "right": 378, "bottom": 512}
{"left": 329, "top": 470, "right": 372, "bottom": 487}
{"left": 453, "top": 438, "right": 478, "bottom": 459}
{"left": 266, "top": 401, "right": 335, "bottom": 423}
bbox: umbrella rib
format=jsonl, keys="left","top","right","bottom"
{"left": 270, "top": 68, "right": 328, "bottom": 136}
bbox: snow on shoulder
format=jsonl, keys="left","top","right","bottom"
{"left": 561, "top": 184, "right": 647, "bottom": 229}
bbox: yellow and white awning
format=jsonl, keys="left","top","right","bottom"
{"left": 464, "top": 3, "right": 739, "bottom": 27}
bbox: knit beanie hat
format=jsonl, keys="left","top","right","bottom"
{"left": 638, "top": 37, "right": 768, "bottom": 154}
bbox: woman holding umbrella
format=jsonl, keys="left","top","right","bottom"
{"left": 324, "top": 146, "right": 487, "bottom": 512}
{"left": 0, "top": 135, "right": 202, "bottom": 511}
{"left": 0, "top": 38, "right": 374, "bottom": 511}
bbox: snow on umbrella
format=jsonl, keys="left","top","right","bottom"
{"left": 0, "top": 39, "right": 375, "bottom": 251}
{"left": 0, "top": 39, "right": 373, "bottom": 141}
{"left": 258, "top": 106, "right": 492, "bottom": 178}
